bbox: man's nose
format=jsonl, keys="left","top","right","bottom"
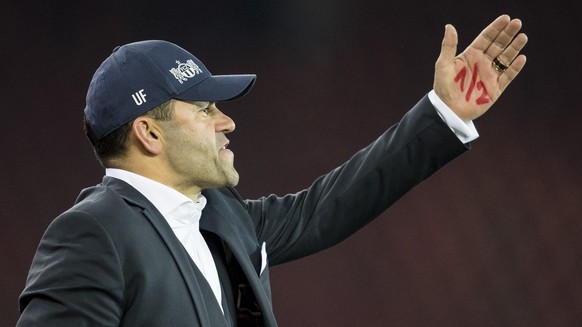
{"left": 215, "top": 111, "right": 236, "bottom": 133}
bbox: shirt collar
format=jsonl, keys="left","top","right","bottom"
{"left": 105, "top": 168, "right": 206, "bottom": 217}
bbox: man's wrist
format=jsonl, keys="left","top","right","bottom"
{"left": 428, "top": 90, "right": 479, "bottom": 144}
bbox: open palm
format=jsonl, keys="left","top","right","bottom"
{"left": 434, "top": 15, "right": 528, "bottom": 121}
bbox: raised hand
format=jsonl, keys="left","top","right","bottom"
{"left": 433, "top": 15, "right": 528, "bottom": 121}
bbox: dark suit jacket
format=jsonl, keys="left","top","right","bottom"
{"left": 18, "top": 95, "right": 468, "bottom": 326}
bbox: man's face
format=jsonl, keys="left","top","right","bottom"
{"left": 158, "top": 100, "right": 239, "bottom": 193}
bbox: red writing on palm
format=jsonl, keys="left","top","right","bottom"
{"left": 454, "top": 63, "right": 491, "bottom": 105}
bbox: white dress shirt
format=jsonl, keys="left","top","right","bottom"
{"left": 105, "top": 168, "right": 223, "bottom": 312}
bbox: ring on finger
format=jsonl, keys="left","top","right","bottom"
{"left": 492, "top": 57, "right": 509, "bottom": 74}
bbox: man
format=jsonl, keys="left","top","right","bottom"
{"left": 18, "top": 15, "right": 527, "bottom": 326}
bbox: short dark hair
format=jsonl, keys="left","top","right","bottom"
{"left": 85, "top": 100, "right": 175, "bottom": 167}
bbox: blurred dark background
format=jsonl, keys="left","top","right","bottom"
{"left": 2, "top": 1, "right": 581, "bottom": 326}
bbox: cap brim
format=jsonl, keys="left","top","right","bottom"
{"left": 174, "top": 74, "right": 256, "bottom": 102}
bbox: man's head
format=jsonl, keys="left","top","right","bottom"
{"left": 84, "top": 40, "right": 255, "bottom": 145}
{"left": 83, "top": 40, "right": 255, "bottom": 195}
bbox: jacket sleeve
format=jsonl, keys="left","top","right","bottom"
{"left": 244, "top": 95, "right": 470, "bottom": 266}
{"left": 17, "top": 210, "right": 124, "bottom": 326}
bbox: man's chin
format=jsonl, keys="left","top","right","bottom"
{"left": 202, "top": 166, "right": 239, "bottom": 190}
{"left": 225, "top": 172, "right": 240, "bottom": 188}
{"left": 217, "top": 168, "right": 240, "bottom": 188}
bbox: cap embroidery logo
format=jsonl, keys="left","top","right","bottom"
{"left": 169, "top": 59, "right": 203, "bottom": 84}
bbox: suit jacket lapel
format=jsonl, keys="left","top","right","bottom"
{"left": 200, "top": 190, "right": 262, "bottom": 275}
{"left": 103, "top": 177, "right": 218, "bottom": 326}
{"left": 103, "top": 178, "right": 276, "bottom": 326}
{"left": 201, "top": 189, "right": 278, "bottom": 325}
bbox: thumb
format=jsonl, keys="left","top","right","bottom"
{"left": 436, "top": 24, "right": 458, "bottom": 68}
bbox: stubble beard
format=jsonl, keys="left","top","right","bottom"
{"left": 222, "top": 156, "right": 240, "bottom": 187}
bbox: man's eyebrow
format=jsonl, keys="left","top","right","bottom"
{"left": 183, "top": 100, "right": 211, "bottom": 108}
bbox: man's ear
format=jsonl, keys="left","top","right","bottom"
{"left": 132, "top": 117, "right": 163, "bottom": 155}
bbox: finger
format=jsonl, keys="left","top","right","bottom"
{"left": 495, "top": 33, "right": 528, "bottom": 69}
{"left": 498, "top": 54, "right": 527, "bottom": 91}
{"left": 484, "top": 18, "right": 524, "bottom": 60}
{"left": 436, "top": 24, "right": 458, "bottom": 69}
{"left": 468, "top": 15, "right": 511, "bottom": 53}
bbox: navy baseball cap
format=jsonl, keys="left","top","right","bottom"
{"left": 84, "top": 40, "right": 256, "bottom": 143}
